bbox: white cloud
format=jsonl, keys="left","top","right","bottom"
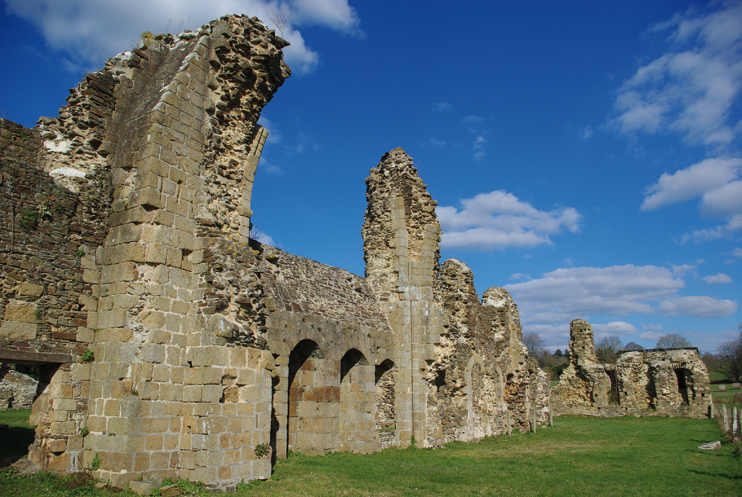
{"left": 680, "top": 225, "right": 728, "bottom": 243}
{"left": 472, "top": 135, "right": 487, "bottom": 161}
{"left": 642, "top": 157, "right": 742, "bottom": 241}
{"left": 612, "top": 2, "right": 742, "bottom": 146}
{"left": 505, "top": 264, "right": 738, "bottom": 326}
{"left": 258, "top": 156, "right": 284, "bottom": 175}
{"left": 642, "top": 323, "right": 663, "bottom": 331}
{"left": 437, "top": 191, "right": 581, "bottom": 250}
{"left": 4, "top": 0, "right": 360, "bottom": 74}
{"left": 657, "top": 295, "right": 737, "bottom": 318}
{"left": 702, "top": 273, "right": 732, "bottom": 284}
{"left": 258, "top": 116, "right": 281, "bottom": 144}
{"left": 593, "top": 321, "right": 638, "bottom": 337}
{"left": 510, "top": 273, "right": 531, "bottom": 281}
{"left": 641, "top": 158, "right": 742, "bottom": 211}
{"left": 252, "top": 231, "right": 275, "bottom": 245}
{"left": 701, "top": 179, "right": 742, "bottom": 217}
{"left": 734, "top": 247, "right": 742, "bottom": 257}
{"left": 521, "top": 323, "right": 570, "bottom": 350}
{"left": 580, "top": 125, "right": 594, "bottom": 139}
{"left": 290, "top": 0, "right": 361, "bottom": 34}
{"left": 671, "top": 264, "right": 696, "bottom": 275}
{"left": 639, "top": 331, "right": 663, "bottom": 341}
{"left": 462, "top": 115, "right": 484, "bottom": 124}
{"left": 432, "top": 102, "right": 452, "bottom": 113}
{"left": 421, "top": 138, "right": 446, "bottom": 148}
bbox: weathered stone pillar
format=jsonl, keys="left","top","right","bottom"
{"left": 568, "top": 319, "right": 598, "bottom": 367}
{"left": 362, "top": 149, "right": 444, "bottom": 447}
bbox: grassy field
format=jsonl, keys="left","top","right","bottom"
{"left": 711, "top": 381, "right": 742, "bottom": 408}
{"left": 1, "top": 414, "right": 740, "bottom": 497}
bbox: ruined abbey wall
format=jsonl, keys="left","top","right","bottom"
{"left": 552, "top": 319, "right": 712, "bottom": 418}
{"left": 0, "top": 15, "right": 549, "bottom": 490}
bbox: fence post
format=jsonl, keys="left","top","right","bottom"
{"left": 734, "top": 407, "right": 739, "bottom": 438}
{"left": 723, "top": 405, "right": 729, "bottom": 434}
{"left": 549, "top": 410, "right": 553, "bottom": 427}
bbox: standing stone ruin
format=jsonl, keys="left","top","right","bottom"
{"left": 0, "top": 15, "right": 549, "bottom": 489}
{"left": 0, "top": 364, "right": 39, "bottom": 410}
{"left": 552, "top": 319, "right": 712, "bottom": 418}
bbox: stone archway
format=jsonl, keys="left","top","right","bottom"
{"left": 339, "top": 349, "right": 375, "bottom": 453}
{"left": 373, "top": 359, "right": 396, "bottom": 448}
{"left": 286, "top": 340, "right": 337, "bottom": 455}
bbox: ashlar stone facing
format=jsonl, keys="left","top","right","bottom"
{"left": 0, "top": 15, "right": 550, "bottom": 490}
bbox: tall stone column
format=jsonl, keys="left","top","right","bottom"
{"left": 362, "top": 148, "right": 444, "bottom": 446}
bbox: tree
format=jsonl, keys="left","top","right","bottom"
{"left": 700, "top": 352, "right": 720, "bottom": 371}
{"left": 538, "top": 350, "right": 569, "bottom": 380}
{"left": 265, "top": 6, "right": 294, "bottom": 38}
{"left": 655, "top": 333, "right": 692, "bottom": 349}
{"left": 554, "top": 349, "right": 563, "bottom": 357}
{"left": 595, "top": 336, "right": 622, "bottom": 364}
{"left": 622, "top": 341, "right": 644, "bottom": 351}
{"left": 717, "top": 332, "right": 742, "bottom": 382}
{"left": 522, "top": 332, "right": 545, "bottom": 358}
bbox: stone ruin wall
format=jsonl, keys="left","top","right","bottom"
{"left": 552, "top": 319, "right": 712, "bottom": 418}
{"left": 427, "top": 259, "right": 548, "bottom": 442}
{"left": 1, "top": 15, "right": 290, "bottom": 488}
{"left": 0, "top": 116, "right": 110, "bottom": 468}
{"left": 362, "top": 149, "right": 549, "bottom": 446}
{"left": 0, "top": 15, "right": 550, "bottom": 490}
{"left": 0, "top": 364, "right": 39, "bottom": 409}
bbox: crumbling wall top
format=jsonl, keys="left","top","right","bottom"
{"left": 568, "top": 318, "right": 598, "bottom": 366}
{"left": 362, "top": 148, "right": 441, "bottom": 282}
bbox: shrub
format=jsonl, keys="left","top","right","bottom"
{"left": 254, "top": 443, "right": 270, "bottom": 458}
{"left": 80, "top": 350, "right": 94, "bottom": 363}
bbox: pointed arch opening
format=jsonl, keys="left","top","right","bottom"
{"left": 373, "top": 359, "right": 397, "bottom": 448}
{"left": 286, "top": 340, "right": 336, "bottom": 454}
{"left": 339, "top": 349, "right": 375, "bottom": 453}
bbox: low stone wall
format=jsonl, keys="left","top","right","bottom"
{"left": 552, "top": 320, "right": 712, "bottom": 418}
{"left": 0, "top": 364, "right": 38, "bottom": 409}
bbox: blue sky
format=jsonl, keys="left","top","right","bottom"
{"left": 2, "top": 0, "right": 741, "bottom": 353}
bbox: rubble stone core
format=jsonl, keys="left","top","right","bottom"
{"left": 552, "top": 319, "right": 712, "bottom": 418}
{"left": 0, "top": 15, "right": 548, "bottom": 490}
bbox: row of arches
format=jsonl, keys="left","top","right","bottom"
{"left": 278, "top": 340, "right": 397, "bottom": 456}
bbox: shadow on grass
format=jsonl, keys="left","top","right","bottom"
{"left": 0, "top": 426, "right": 35, "bottom": 467}
{"left": 688, "top": 469, "right": 742, "bottom": 480}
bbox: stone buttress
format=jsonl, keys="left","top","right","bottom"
{"left": 2, "top": 15, "right": 290, "bottom": 489}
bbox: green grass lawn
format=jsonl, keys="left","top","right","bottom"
{"left": 709, "top": 369, "right": 727, "bottom": 383}
{"left": 2, "top": 415, "right": 740, "bottom": 497}
{"left": 711, "top": 382, "right": 742, "bottom": 409}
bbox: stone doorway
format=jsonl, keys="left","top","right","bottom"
{"left": 339, "top": 349, "right": 374, "bottom": 453}
{"left": 373, "top": 360, "right": 396, "bottom": 448}
{"left": 286, "top": 340, "right": 337, "bottom": 455}
{"left": 674, "top": 368, "right": 689, "bottom": 405}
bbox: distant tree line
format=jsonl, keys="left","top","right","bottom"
{"left": 715, "top": 323, "right": 742, "bottom": 382}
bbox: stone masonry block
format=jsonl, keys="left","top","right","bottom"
{"left": 0, "top": 321, "right": 37, "bottom": 339}
{"left": 4, "top": 302, "right": 37, "bottom": 323}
